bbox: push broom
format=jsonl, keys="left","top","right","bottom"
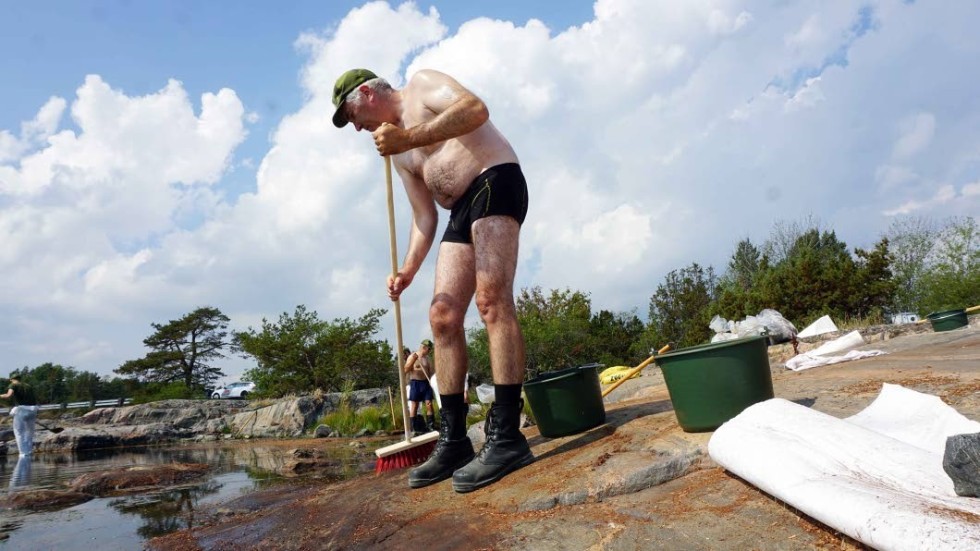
{"left": 375, "top": 156, "right": 438, "bottom": 473}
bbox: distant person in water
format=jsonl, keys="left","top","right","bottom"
{"left": 1, "top": 374, "right": 39, "bottom": 456}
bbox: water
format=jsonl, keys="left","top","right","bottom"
{"left": 0, "top": 440, "right": 380, "bottom": 549}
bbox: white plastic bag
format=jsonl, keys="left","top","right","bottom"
{"left": 711, "top": 332, "right": 740, "bottom": 343}
{"left": 475, "top": 384, "right": 495, "bottom": 404}
{"left": 756, "top": 309, "right": 797, "bottom": 341}
{"left": 736, "top": 315, "right": 765, "bottom": 337}
{"left": 709, "top": 315, "right": 730, "bottom": 334}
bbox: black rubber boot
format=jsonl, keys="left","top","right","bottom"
{"left": 452, "top": 400, "right": 535, "bottom": 493}
{"left": 411, "top": 414, "right": 426, "bottom": 437}
{"left": 426, "top": 414, "right": 437, "bottom": 432}
{"left": 408, "top": 404, "right": 475, "bottom": 489}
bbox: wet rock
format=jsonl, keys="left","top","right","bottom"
{"left": 314, "top": 425, "right": 333, "bottom": 438}
{"left": 943, "top": 432, "right": 980, "bottom": 497}
{"left": 282, "top": 448, "right": 341, "bottom": 475}
{"left": 353, "top": 428, "right": 370, "bottom": 438}
{"left": 228, "top": 396, "right": 322, "bottom": 438}
{"left": 35, "top": 428, "right": 121, "bottom": 452}
{"left": 68, "top": 463, "right": 210, "bottom": 496}
{"left": 0, "top": 429, "right": 12, "bottom": 443}
{"left": 34, "top": 423, "right": 200, "bottom": 452}
{"left": 0, "top": 489, "right": 93, "bottom": 511}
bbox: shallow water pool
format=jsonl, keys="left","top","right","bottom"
{"left": 0, "top": 440, "right": 381, "bottom": 549}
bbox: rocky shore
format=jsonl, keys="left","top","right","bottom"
{"left": 146, "top": 320, "right": 979, "bottom": 550}
{"left": 2, "top": 388, "right": 390, "bottom": 454}
{"left": 1, "top": 321, "right": 938, "bottom": 456}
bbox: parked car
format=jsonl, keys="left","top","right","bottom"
{"left": 211, "top": 382, "right": 255, "bottom": 400}
{"left": 891, "top": 311, "right": 920, "bottom": 324}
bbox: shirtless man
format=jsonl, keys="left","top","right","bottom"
{"left": 332, "top": 68, "right": 533, "bottom": 492}
{"left": 403, "top": 339, "right": 437, "bottom": 435}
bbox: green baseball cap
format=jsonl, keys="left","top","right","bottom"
{"left": 332, "top": 68, "right": 378, "bottom": 128}
{"left": 421, "top": 339, "right": 433, "bottom": 349}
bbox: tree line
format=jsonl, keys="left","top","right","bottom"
{"left": 8, "top": 215, "right": 976, "bottom": 401}
{"left": 465, "top": 215, "right": 977, "bottom": 382}
{"left": 0, "top": 363, "right": 137, "bottom": 406}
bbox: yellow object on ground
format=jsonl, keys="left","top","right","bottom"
{"left": 599, "top": 366, "right": 637, "bottom": 385}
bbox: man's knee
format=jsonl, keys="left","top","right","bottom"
{"left": 430, "top": 295, "right": 466, "bottom": 335}
{"left": 475, "top": 289, "right": 515, "bottom": 325}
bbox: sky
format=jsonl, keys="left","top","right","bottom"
{"left": 1, "top": 0, "right": 978, "bottom": 386}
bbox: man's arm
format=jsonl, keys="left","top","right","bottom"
{"left": 387, "top": 164, "right": 438, "bottom": 300}
{"left": 373, "top": 70, "right": 489, "bottom": 155}
{"left": 0, "top": 388, "right": 12, "bottom": 400}
{"left": 403, "top": 352, "right": 419, "bottom": 374}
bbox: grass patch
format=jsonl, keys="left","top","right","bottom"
{"left": 834, "top": 312, "right": 887, "bottom": 331}
{"left": 314, "top": 381, "right": 395, "bottom": 436}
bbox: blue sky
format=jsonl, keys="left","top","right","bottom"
{"left": 1, "top": 1, "right": 977, "bottom": 385}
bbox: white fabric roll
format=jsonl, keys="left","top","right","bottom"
{"left": 708, "top": 387, "right": 980, "bottom": 551}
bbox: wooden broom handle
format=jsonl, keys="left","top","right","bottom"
{"left": 601, "top": 344, "right": 672, "bottom": 398}
{"left": 385, "top": 156, "right": 412, "bottom": 440}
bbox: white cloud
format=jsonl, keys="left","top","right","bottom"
{"left": 891, "top": 112, "right": 936, "bottom": 160}
{"left": 708, "top": 9, "right": 752, "bottom": 35}
{"left": 0, "top": 96, "right": 66, "bottom": 163}
{"left": 882, "top": 184, "right": 957, "bottom": 216}
{"left": 785, "top": 14, "right": 824, "bottom": 50}
{"left": 875, "top": 164, "right": 918, "bottom": 192}
{"left": 784, "top": 76, "right": 825, "bottom": 111}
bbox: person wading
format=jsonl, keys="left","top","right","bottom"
{"left": 1, "top": 374, "right": 39, "bottom": 456}
{"left": 333, "top": 68, "right": 533, "bottom": 493}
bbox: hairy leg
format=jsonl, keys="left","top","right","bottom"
{"left": 430, "top": 242, "right": 476, "bottom": 394}
{"left": 472, "top": 216, "right": 524, "bottom": 385}
{"left": 408, "top": 400, "right": 418, "bottom": 417}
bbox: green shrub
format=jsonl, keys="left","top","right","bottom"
{"left": 130, "top": 382, "right": 202, "bottom": 404}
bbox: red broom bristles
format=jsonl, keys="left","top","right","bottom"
{"left": 375, "top": 440, "right": 436, "bottom": 473}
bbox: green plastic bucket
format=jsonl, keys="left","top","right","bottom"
{"left": 524, "top": 363, "right": 606, "bottom": 438}
{"left": 657, "top": 335, "right": 774, "bottom": 433}
{"left": 926, "top": 309, "right": 968, "bottom": 332}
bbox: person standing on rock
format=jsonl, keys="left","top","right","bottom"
{"left": 403, "top": 339, "right": 437, "bottom": 435}
{"left": 1, "top": 374, "right": 39, "bottom": 456}
{"left": 332, "top": 68, "right": 534, "bottom": 493}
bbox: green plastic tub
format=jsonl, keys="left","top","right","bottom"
{"left": 926, "top": 309, "right": 968, "bottom": 332}
{"left": 658, "top": 335, "right": 774, "bottom": 433}
{"left": 524, "top": 363, "right": 606, "bottom": 438}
